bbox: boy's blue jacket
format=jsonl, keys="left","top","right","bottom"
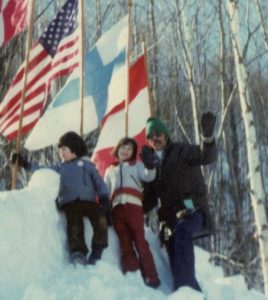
{"left": 28, "top": 156, "right": 108, "bottom": 207}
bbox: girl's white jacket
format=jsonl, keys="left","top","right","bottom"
{"left": 104, "top": 161, "right": 156, "bottom": 208}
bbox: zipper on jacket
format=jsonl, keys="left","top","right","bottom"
{"left": 130, "top": 175, "right": 142, "bottom": 190}
{"left": 119, "top": 163, "right": 123, "bottom": 189}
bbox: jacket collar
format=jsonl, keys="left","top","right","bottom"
{"left": 111, "top": 159, "right": 137, "bottom": 166}
{"left": 152, "top": 138, "right": 172, "bottom": 159}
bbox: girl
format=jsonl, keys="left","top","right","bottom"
{"left": 104, "top": 137, "right": 160, "bottom": 288}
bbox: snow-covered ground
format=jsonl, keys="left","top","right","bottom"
{"left": 0, "top": 169, "right": 267, "bottom": 300}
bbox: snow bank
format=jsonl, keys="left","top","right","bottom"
{"left": 0, "top": 170, "right": 267, "bottom": 300}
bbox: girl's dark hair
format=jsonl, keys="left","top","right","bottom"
{"left": 112, "top": 137, "right": 138, "bottom": 161}
{"left": 58, "top": 131, "right": 88, "bottom": 157}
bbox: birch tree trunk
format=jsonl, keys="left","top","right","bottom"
{"left": 147, "top": 0, "right": 159, "bottom": 114}
{"left": 175, "top": 0, "right": 200, "bottom": 143}
{"left": 228, "top": 0, "right": 268, "bottom": 295}
{"left": 254, "top": 0, "right": 268, "bottom": 50}
{"left": 218, "top": 0, "right": 245, "bottom": 257}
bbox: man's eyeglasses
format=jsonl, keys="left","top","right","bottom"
{"left": 147, "top": 131, "right": 164, "bottom": 140}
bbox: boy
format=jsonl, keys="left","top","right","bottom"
{"left": 12, "top": 131, "right": 110, "bottom": 265}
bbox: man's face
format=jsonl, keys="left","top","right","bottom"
{"left": 147, "top": 131, "right": 167, "bottom": 151}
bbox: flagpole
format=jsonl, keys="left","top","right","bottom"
{"left": 78, "top": 0, "right": 84, "bottom": 136}
{"left": 141, "top": 34, "right": 154, "bottom": 117}
{"left": 12, "top": 0, "right": 35, "bottom": 190}
{"left": 125, "top": 0, "right": 132, "bottom": 137}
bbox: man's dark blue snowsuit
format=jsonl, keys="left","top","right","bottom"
{"left": 166, "top": 209, "right": 204, "bottom": 291}
{"left": 143, "top": 113, "right": 217, "bottom": 292}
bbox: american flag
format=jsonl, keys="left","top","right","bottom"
{"left": 0, "top": 0, "right": 79, "bottom": 140}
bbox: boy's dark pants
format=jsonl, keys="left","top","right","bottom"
{"left": 62, "top": 201, "right": 108, "bottom": 255}
{"left": 166, "top": 209, "right": 204, "bottom": 292}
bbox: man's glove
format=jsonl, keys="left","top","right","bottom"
{"left": 140, "top": 145, "right": 155, "bottom": 169}
{"left": 99, "top": 196, "right": 112, "bottom": 226}
{"left": 11, "top": 153, "right": 29, "bottom": 169}
{"left": 201, "top": 111, "right": 216, "bottom": 137}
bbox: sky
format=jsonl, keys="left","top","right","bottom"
{"left": 0, "top": 169, "right": 267, "bottom": 300}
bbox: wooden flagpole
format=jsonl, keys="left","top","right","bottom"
{"left": 125, "top": 0, "right": 132, "bottom": 137}
{"left": 141, "top": 34, "right": 154, "bottom": 117}
{"left": 78, "top": 0, "right": 84, "bottom": 136}
{"left": 12, "top": 0, "right": 35, "bottom": 189}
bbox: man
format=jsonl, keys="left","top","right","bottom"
{"left": 141, "top": 112, "right": 217, "bottom": 293}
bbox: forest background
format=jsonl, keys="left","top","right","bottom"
{"left": 0, "top": 0, "right": 268, "bottom": 295}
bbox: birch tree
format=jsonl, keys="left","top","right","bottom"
{"left": 175, "top": 0, "right": 200, "bottom": 143}
{"left": 227, "top": 0, "right": 268, "bottom": 295}
{"left": 217, "top": 0, "right": 245, "bottom": 261}
{"left": 254, "top": 0, "right": 268, "bottom": 50}
{"left": 147, "top": 0, "right": 159, "bottom": 114}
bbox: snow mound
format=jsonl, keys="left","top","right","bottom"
{"left": 0, "top": 170, "right": 266, "bottom": 300}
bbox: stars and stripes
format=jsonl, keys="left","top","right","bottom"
{"left": 39, "top": 0, "right": 77, "bottom": 56}
{"left": 0, "top": 0, "right": 79, "bottom": 140}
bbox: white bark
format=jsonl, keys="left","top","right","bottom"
{"left": 254, "top": 0, "right": 268, "bottom": 50}
{"left": 228, "top": 0, "right": 268, "bottom": 295}
{"left": 147, "top": 0, "right": 159, "bottom": 114}
{"left": 175, "top": 0, "right": 200, "bottom": 143}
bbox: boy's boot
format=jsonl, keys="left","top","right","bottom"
{"left": 87, "top": 245, "right": 104, "bottom": 265}
{"left": 71, "top": 251, "right": 87, "bottom": 265}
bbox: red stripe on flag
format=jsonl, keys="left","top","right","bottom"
{"left": 0, "top": 43, "right": 79, "bottom": 140}
{"left": 49, "top": 62, "right": 79, "bottom": 83}
{"left": 101, "top": 100, "right": 125, "bottom": 127}
{"left": 51, "top": 49, "right": 79, "bottom": 69}
{"left": 1, "top": 0, "right": 28, "bottom": 45}
{"left": 27, "top": 48, "right": 49, "bottom": 73}
{"left": 129, "top": 55, "right": 147, "bottom": 101}
{"left": 57, "top": 35, "right": 79, "bottom": 52}
{"left": 0, "top": 100, "right": 44, "bottom": 134}
{"left": 101, "top": 55, "right": 148, "bottom": 127}
{"left": 6, "top": 119, "right": 39, "bottom": 141}
{"left": 91, "top": 147, "right": 114, "bottom": 177}
{"left": 93, "top": 129, "right": 148, "bottom": 177}
{"left": 0, "top": 62, "right": 50, "bottom": 120}
{"left": 0, "top": 82, "right": 46, "bottom": 128}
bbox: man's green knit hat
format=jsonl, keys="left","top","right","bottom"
{"left": 146, "top": 117, "right": 169, "bottom": 138}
